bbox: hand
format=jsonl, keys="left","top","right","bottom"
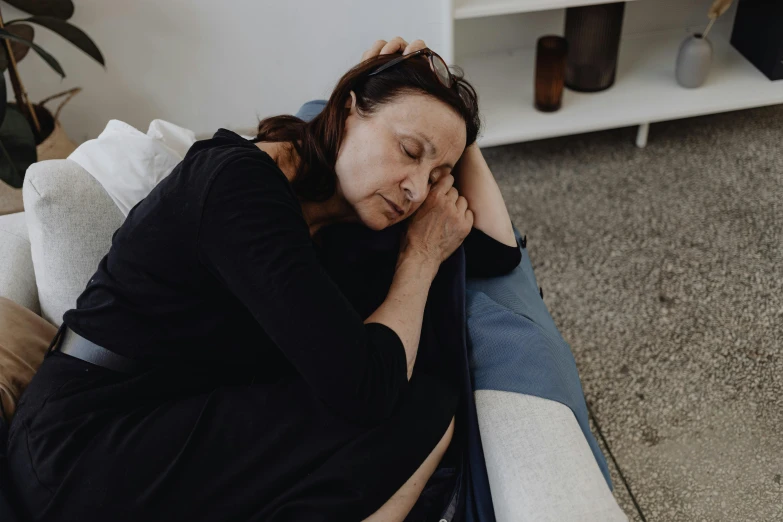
{"left": 400, "top": 174, "right": 474, "bottom": 267}
{"left": 361, "top": 37, "right": 428, "bottom": 62}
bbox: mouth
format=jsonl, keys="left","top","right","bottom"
{"left": 381, "top": 196, "right": 405, "bottom": 217}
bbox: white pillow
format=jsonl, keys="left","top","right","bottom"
{"left": 68, "top": 119, "right": 197, "bottom": 216}
{"left": 146, "top": 119, "right": 198, "bottom": 158}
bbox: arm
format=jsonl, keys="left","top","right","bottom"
{"left": 199, "top": 158, "right": 410, "bottom": 424}
{"left": 365, "top": 251, "right": 439, "bottom": 378}
{"left": 453, "top": 143, "right": 516, "bottom": 248}
{"left": 463, "top": 227, "right": 521, "bottom": 278}
{"left": 367, "top": 171, "right": 473, "bottom": 377}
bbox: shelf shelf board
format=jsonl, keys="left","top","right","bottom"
{"left": 455, "top": 0, "right": 642, "bottom": 20}
{"left": 458, "top": 30, "right": 783, "bottom": 148}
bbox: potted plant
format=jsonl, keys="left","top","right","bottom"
{"left": 0, "top": 0, "right": 104, "bottom": 189}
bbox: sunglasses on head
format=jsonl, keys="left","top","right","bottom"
{"left": 367, "top": 48, "right": 454, "bottom": 89}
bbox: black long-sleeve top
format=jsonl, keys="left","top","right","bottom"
{"left": 63, "top": 129, "right": 520, "bottom": 424}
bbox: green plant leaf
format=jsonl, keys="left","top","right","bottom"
{"left": 10, "top": 16, "right": 104, "bottom": 66}
{"left": 0, "top": 27, "right": 65, "bottom": 77}
{"left": 2, "top": 0, "right": 74, "bottom": 20}
{"left": 0, "top": 23, "right": 35, "bottom": 72}
{"left": 0, "top": 105, "right": 37, "bottom": 189}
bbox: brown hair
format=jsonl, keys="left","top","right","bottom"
{"left": 254, "top": 53, "right": 481, "bottom": 202}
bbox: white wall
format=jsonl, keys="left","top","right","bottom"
{"left": 5, "top": 0, "right": 449, "bottom": 142}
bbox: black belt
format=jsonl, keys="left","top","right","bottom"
{"left": 49, "top": 325, "right": 145, "bottom": 375}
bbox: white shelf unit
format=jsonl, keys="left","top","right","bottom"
{"left": 446, "top": 0, "right": 783, "bottom": 148}
{"left": 455, "top": 0, "right": 641, "bottom": 19}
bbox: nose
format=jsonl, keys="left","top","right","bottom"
{"left": 400, "top": 170, "right": 429, "bottom": 205}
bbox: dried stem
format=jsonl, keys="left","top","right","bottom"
{"left": 703, "top": 0, "right": 734, "bottom": 40}
{"left": 702, "top": 18, "right": 717, "bottom": 39}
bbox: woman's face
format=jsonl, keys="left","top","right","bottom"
{"left": 334, "top": 91, "right": 467, "bottom": 231}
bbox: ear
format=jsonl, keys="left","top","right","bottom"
{"left": 345, "top": 90, "right": 357, "bottom": 112}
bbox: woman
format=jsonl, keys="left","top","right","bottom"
{"left": 8, "top": 38, "right": 520, "bottom": 521}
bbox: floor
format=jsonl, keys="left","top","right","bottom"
{"left": 483, "top": 104, "right": 783, "bottom": 522}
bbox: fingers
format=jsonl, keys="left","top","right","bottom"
{"left": 362, "top": 40, "right": 388, "bottom": 62}
{"left": 380, "top": 36, "right": 409, "bottom": 55}
{"left": 363, "top": 38, "right": 428, "bottom": 62}
{"left": 456, "top": 195, "right": 468, "bottom": 214}
{"left": 465, "top": 208, "right": 475, "bottom": 228}
{"left": 446, "top": 186, "right": 459, "bottom": 203}
{"left": 403, "top": 39, "right": 427, "bottom": 55}
{"left": 432, "top": 173, "right": 454, "bottom": 194}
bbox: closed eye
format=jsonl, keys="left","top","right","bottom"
{"left": 401, "top": 143, "right": 418, "bottom": 160}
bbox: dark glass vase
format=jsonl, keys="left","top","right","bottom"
{"left": 564, "top": 2, "right": 626, "bottom": 92}
{"left": 534, "top": 36, "right": 568, "bottom": 112}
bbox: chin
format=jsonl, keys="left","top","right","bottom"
{"left": 364, "top": 218, "right": 390, "bottom": 231}
{"left": 359, "top": 212, "right": 397, "bottom": 231}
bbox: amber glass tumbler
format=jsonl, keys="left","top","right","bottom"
{"left": 534, "top": 36, "right": 568, "bottom": 112}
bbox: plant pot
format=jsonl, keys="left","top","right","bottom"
{"left": 34, "top": 88, "right": 81, "bottom": 160}
{"left": 33, "top": 105, "right": 77, "bottom": 161}
{"left": 0, "top": 88, "right": 81, "bottom": 213}
{"left": 676, "top": 34, "right": 713, "bottom": 88}
{"left": 11, "top": 88, "right": 81, "bottom": 162}
{"left": 0, "top": 179, "right": 23, "bottom": 216}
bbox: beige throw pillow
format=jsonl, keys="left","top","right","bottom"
{"left": 0, "top": 297, "right": 57, "bottom": 420}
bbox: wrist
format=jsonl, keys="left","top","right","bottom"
{"left": 397, "top": 250, "right": 439, "bottom": 279}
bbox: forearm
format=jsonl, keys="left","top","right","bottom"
{"left": 365, "top": 252, "right": 438, "bottom": 379}
{"left": 454, "top": 144, "right": 516, "bottom": 247}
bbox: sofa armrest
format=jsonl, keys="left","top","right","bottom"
{"left": 23, "top": 160, "right": 124, "bottom": 326}
{"left": 476, "top": 391, "right": 628, "bottom": 522}
{"left": 0, "top": 212, "right": 39, "bottom": 314}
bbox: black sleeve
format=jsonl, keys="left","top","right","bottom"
{"left": 463, "top": 226, "right": 522, "bottom": 278}
{"left": 197, "top": 157, "right": 408, "bottom": 425}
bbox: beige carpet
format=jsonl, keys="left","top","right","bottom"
{"left": 485, "top": 104, "right": 782, "bottom": 522}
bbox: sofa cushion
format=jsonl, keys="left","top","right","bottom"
{"left": 23, "top": 160, "right": 124, "bottom": 326}
{"left": 0, "top": 297, "right": 57, "bottom": 421}
{"left": 0, "top": 212, "right": 39, "bottom": 314}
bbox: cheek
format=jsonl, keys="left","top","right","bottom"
{"left": 337, "top": 133, "right": 400, "bottom": 202}
{"left": 335, "top": 141, "right": 367, "bottom": 201}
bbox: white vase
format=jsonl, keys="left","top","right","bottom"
{"left": 676, "top": 34, "right": 713, "bottom": 88}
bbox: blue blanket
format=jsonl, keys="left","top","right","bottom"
{"left": 466, "top": 228, "right": 612, "bottom": 488}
